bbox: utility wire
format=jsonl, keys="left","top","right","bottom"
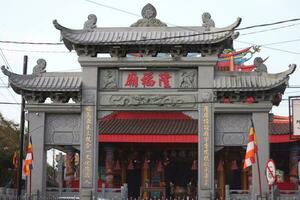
{"left": 240, "top": 23, "right": 300, "bottom": 36}
{"left": 236, "top": 40, "right": 300, "bottom": 55}
{"left": 1, "top": 15, "right": 300, "bottom": 45}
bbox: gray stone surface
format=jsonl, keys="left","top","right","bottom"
{"left": 45, "top": 114, "right": 81, "bottom": 145}
{"left": 99, "top": 94, "right": 197, "bottom": 108}
{"left": 80, "top": 66, "right": 99, "bottom": 199}
{"left": 252, "top": 112, "right": 270, "bottom": 198}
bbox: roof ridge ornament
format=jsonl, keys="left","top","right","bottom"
{"left": 33, "top": 58, "right": 47, "bottom": 74}
{"left": 202, "top": 12, "right": 215, "bottom": 31}
{"left": 1, "top": 65, "right": 11, "bottom": 77}
{"left": 131, "top": 3, "right": 167, "bottom": 27}
{"left": 83, "top": 14, "right": 97, "bottom": 31}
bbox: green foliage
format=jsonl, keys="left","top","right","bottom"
{"left": 0, "top": 112, "right": 19, "bottom": 187}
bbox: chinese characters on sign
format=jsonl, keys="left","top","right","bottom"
{"left": 292, "top": 99, "right": 300, "bottom": 136}
{"left": 123, "top": 71, "right": 175, "bottom": 88}
{"left": 202, "top": 105, "right": 210, "bottom": 188}
{"left": 83, "top": 106, "right": 93, "bottom": 186}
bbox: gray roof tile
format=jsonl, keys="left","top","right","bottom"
{"left": 1, "top": 66, "right": 81, "bottom": 93}
{"left": 214, "top": 64, "right": 296, "bottom": 91}
{"left": 53, "top": 18, "right": 241, "bottom": 47}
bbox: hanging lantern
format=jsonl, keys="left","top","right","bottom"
{"left": 114, "top": 160, "right": 121, "bottom": 171}
{"left": 127, "top": 160, "right": 134, "bottom": 170}
{"left": 143, "top": 159, "right": 149, "bottom": 169}
{"left": 231, "top": 160, "right": 239, "bottom": 170}
{"left": 157, "top": 161, "right": 163, "bottom": 172}
{"left": 245, "top": 96, "right": 255, "bottom": 104}
{"left": 223, "top": 96, "right": 231, "bottom": 104}
{"left": 191, "top": 160, "right": 197, "bottom": 170}
{"left": 217, "top": 160, "right": 224, "bottom": 172}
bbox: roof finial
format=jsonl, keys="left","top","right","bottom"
{"left": 131, "top": 3, "right": 167, "bottom": 27}
{"left": 33, "top": 59, "right": 47, "bottom": 74}
{"left": 83, "top": 14, "right": 97, "bottom": 31}
{"left": 142, "top": 3, "right": 157, "bottom": 19}
{"left": 202, "top": 12, "right": 215, "bottom": 30}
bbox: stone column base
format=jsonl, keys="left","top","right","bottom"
{"left": 80, "top": 188, "right": 93, "bottom": 200}
{"left": 199, "top": 190, "right": 212, "bottom": 199}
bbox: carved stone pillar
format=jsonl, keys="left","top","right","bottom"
{"left": 26, "top": 112, "right": 47, "bottom": 198}
{"left": 104, "top": 146, "right": 114, "bottom": 188}
{"left": 252, "top": 112, "right": 269, "bottom": 198}
{"left": 197, "top": 59, "right": 216, "bottom": 199}
{"left": 79, "top": 66, "right": 99, "bottom": 199}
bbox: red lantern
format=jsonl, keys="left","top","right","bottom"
{"left": 223, "top": 96, "right": 231, "bottom": 104}
{"left": 191, "top": 160, "right": 197, "bottom": 170}
{"left": 245, "top": 96, "right": 255, "bottom": 104}
{"left": 127, "top": 160, "right": 134, "bottom": 170}
{"left": 157, "top": 161, "right": 163, "bottom": 172}
{"left": 231, "top": 160, "right": 238, "bottom": 170}
{"left": 114, "top": 160, "right": 121, "bottom": 171}
{"left": 143, "top": 159, "right": 149, "bottom": 169}
{"left": 217, "top": 160, "right": 224, "bottom": 172}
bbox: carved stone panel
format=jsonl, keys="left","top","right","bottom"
{"left": 215, "top": 114, "right": 251, "bottom": 146}
{"left": 99, "top": 94, "right": 197, "bottom": 108}
{"left": 99, "top": 70, "right": 118, "bottom": 89}
{"left": 179, "top": 70, "right": 197, "bottom": 89}
{"left": 45, "top": 114, "right": 81, "bottom": 145}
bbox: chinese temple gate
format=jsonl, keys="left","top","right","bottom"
{"left": 1, "top": 3, "right": 298, "bottom": 200}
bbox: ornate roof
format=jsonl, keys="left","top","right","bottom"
{"left": 1, "top": 59, "right": 82, "bottom": 103}
{"left": 214, "top": 64, "right": 296, "bottom": 91}
{"left": 99, "top": 112, "right": 197, "bottom": 135}
{"left": 53, "top": 4, "right": 241, "bottom": 56}
{"left": 1, "top": 66, "right": 81, "bottom": 93}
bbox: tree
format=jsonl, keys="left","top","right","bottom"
{"left": 0, "top": 112, "right": 19, "bottom": 187}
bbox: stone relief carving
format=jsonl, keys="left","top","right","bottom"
{"left": 32, "top": 58, "right": 47, "bottom": 74}
{"left": 83, "top": 14, "right": 97, "bottom": 31}
{"left": 131, "top": 3, "right": 167, "bottom": 27}
{"left": 100, "top": 94, "right": 196, "bottom": 108}
{"left": 102, "top": 70, "right": 117, "bottom": 89}
{"left": 179, "top": 70, "right": 197, "bottom": 88}
{"left": 202, "top": 12, "right": 215, "bottom": 31}
{"left": 45, "top": 114, "right": 81, "bottom": 145}
{"left": 200, "top": 91, "right": 213, "bottom": 102}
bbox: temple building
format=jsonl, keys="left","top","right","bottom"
{"left": 1, "top": 3, "right": 299, "bottom": 200}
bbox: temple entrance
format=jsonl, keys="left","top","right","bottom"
{"left": 215, "top": 147, "right": 247, "bottom": 200}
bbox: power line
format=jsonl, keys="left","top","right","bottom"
{"left": 0, "top": 40, "right": 63, "bottom": 45}
{"left": 0, "top": 48, "right": 20, "bottom": 103}
{"left": 240, "top": 23, "right": 300, "bottom": 36}
{"left": 236, "top": 40, "right": 300, "bottom": 55}
{"left": 0, "top": 48, "right": 71, "bottom": 54}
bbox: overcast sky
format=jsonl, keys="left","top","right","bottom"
{"left": 1, "top": 0, "right": 300, "bottom": 123}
